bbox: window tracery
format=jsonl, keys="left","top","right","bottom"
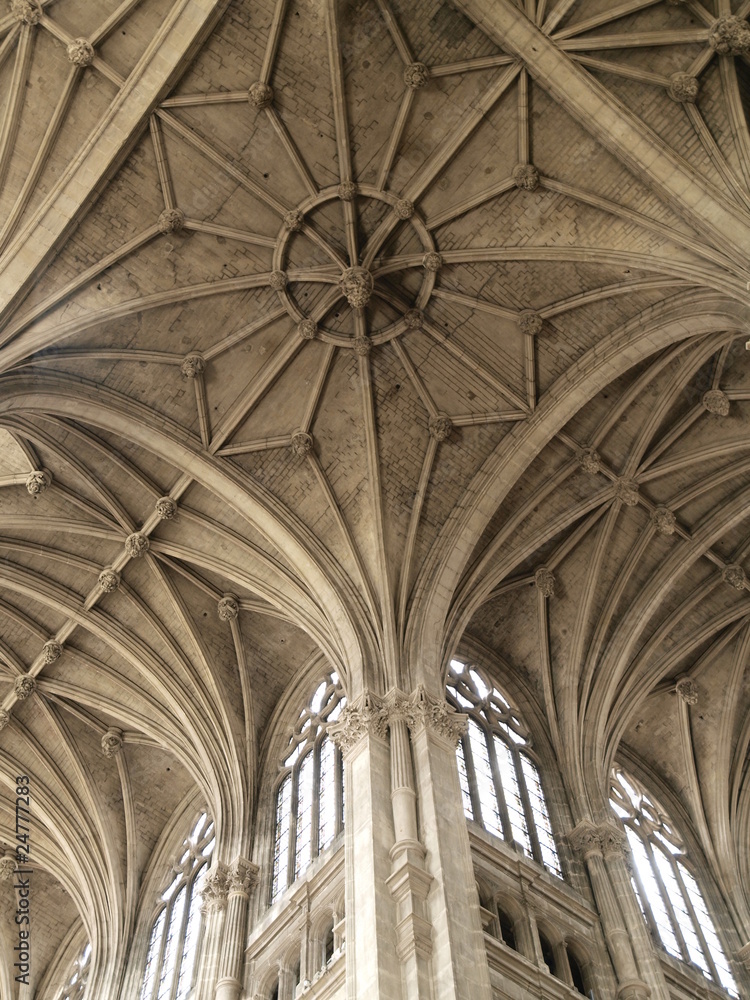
{"left": 55, "top": 941, "right": 91, "bottom": 1000}
{"left": 139, "top": 811, "right": 214, "bottom": 1000}
{"left": 610, "top": 767, "right": 739, "bottom": 997}
{"left": 271, "top": 672, "right": 345, "bottom": 903}
{"left": 447, "top": 659, "right": 562, "bottom": 878}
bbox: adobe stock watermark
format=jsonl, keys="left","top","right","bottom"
{"left": 13, "top": 774, "right": 32, "bottom": 985}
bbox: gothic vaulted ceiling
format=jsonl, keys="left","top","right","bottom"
{"left": 1, "top": 0, "right": 750, "bottom": 991}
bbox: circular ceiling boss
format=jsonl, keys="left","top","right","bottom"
{"left": 271, "top": 184, "right": 438, "bottom": 348}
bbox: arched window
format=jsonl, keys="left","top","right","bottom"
{"left": 139, "top": 811, "right": 214, "bottom": 1000}
{"left": 446, "top": 659, "right": 562, "bottom": 878}
{"left": 55, "top": 941, "right": 91, "bottom": 1000}
{"left": 271, "top": 671, "right": 345, "bottom": 902}
{"left": 610, "top": 767, "right": 739, "bottom": 997}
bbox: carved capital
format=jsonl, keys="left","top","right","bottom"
{"left": 568, "top": 821, "right": 603, "bottom": 860}
{"left": 616, "top": 981, "right": 651, "bottom": 1000}
{"left": 228, "top": 857, "right": 259, "bottom": 895}
{"left": 400, "top": 685, "right": 468, "bottom": 746}
{"left": 737, "top": 941, "right": 750, "bottom": 970}
{"left": 599, "top": 823, "right": 627, "bottom": 860}
{"left": 101, "top": 727, "right": 123, "bottom": 758}
{"left": 0, "top": 709, "right": 10, "bottom": 731}
{"left": 26, "top": 469, "right": 51, "bottom": 495}
{"left": 328, "top": 693, "right": 389, "bottom": 756}
{"left": 201, "top": 865, "right": 230, "bottom": 912}
{"left": 125, "top": 532, "right": 149, "bottom": 558}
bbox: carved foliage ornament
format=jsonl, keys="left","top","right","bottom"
{"left": 404, "top": 309, "right": 423, "bottom": 330}
{"left": 338, "top": 181, "right": 358, "bottom": 201}
{"left": 26, "top": 470, "right": 51, "bottom": 495}
{"left": 269, "top": 270, "right": 288, "bottom": 290}
{"left": 651, "top": 506, "right": 676, "bottom": 536}
{"left": 396, "top": 685, "right": 468, "bottom": 747}
{"left": 67, "top": 38, "right": 94, "bottom": 66}
{"left": 0, "top": 853, "right": 16, "bottom": 880}
{"left": 568, "top": 821, "right": 626, "bottom": 860}
{"left": 217, "top": 594, "right": 240, "bottom": 621}
{"left": 101, "top": 728, "right": 123, "bottom": 758}
{"left": 534, "top": 566, "right": 556, "bottom": 598}
{"left": 614, "top": 477, "right": 640, "bottom": 507}
{"left": 228, "top": 858, "right": 259, "bottom": 895}
{"left": 722, "top": 563, "right": 746, "bottom": 591}
{"left": 298, "top": 318, "right": 317, "bottom": 340}
{"left": 11, "top": 0, "right": 42, "bottom": 24}
{"left": 125, "top": 532, "right": 149, "bottom": 558}
{"left": 577, "top": 447, "right": 601, "bottom": 475}
{"left": 328, "top": 694, "right": 389, "bottom": 755}
{"left": 155, "top": 496, "right": 178, "bottom": 520}
{"left": 513, "top": 162, "right": 540, "bottom": 191}
{"left": 291, "top": 431, "right": 313, "bottom": 457}
{"left": 518, "top": 310, "right": 543, "bottom": 336}
{"left": 339, "top": 267, "right": 373, "bottom": 309}
{"left": 675, "top": 677, "right": 699, "bottom": 705}
{"left": 422, "top": 252, "right": 442, "bottom": 272}
{"left": 429, "top": 416, "right": 452, "bottom": 442}
{"left": 703, "top": 388, "right": 730, "bottom": 416}
{"left": 98, "top": 568, "right": 120, "bottom": 593}
{"left": 248, "top": 81, "right": 273, "bottom": 108}
{"left": 15, "top": 675, "right": 36, "bottom": 700}
{"left": 0, "top": 710, "right": 10, "bottom": 731}
{"left": 404, "top": 62, "right": 429, "bottom": 89}
{"left": 668, "top": 73, "right": 699, "bottom": 104}
{"left": 394, "top": 198, "right": 415, "bottom": 220}
{"left": 709, "top": 15, "right": 750, "bottom": 55}
{"left": 158, "top": 207, "right": 184, "bottom": 234}
{"left": 353, "top": 336, "right": 371, "bottom": 356}
{"left": 284, "top": 209, "right": 304, "bottom": 232}
{"left": 42, "top": 640, "right": 62, "bottom": 665}
{"left": 201, "top": 866, "right": 230, "bottom": 911}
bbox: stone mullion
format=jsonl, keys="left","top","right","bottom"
{"left": 214, "top": 858, "right": 258, "bottom": 1000}
{"left": 310, "top": 737, "right": 322, "bottom": 861}
{"left": 329, "top": 692, "right": 402, "bottom": 1000}
{"left": 514, "top": 748, "right": 545, "bottom": 867}
{"left": 642, "top": 838, "right": 690, "bottom": 962}
{"left": 460, "top": 728, "right": 484, "bottom": 828}
{"left": 485, "top": 729, "right": 515, "bottom": 846}
{"left": 672, "top": 860, "right": 720, "bottom": 984}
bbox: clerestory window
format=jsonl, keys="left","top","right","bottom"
{"left": 271, "top": 671, "right": 346, "bottom": 903}
{"left": 610, "top": 767, "right": 739, "bottom": 997}
{"left": 447, "top": 658, "right": 562, "bottom": 878}
{"left": 55, "top": 941, "right": 91, "bottom": 1000}
{"left": 139, "top": 811, "right": 214, "bottom": 1000}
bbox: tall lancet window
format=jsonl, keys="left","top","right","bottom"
{"left": 271, "top": 671, "right": 346, "bottom": 903}
{"left": 446, "top": 658, "right": 562, "bottom": 878}
{"left": 55, "top": 941, "right": 91, "bottom": 1000}
{"left": 139, "top": 811, "right": 214, "bottom": 1000}
{"left": 610, "top": 767, "right": 739, "bottom": 997}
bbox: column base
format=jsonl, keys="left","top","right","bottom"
{"left": 215, "top": 975, "right": 242, "bottom": 1000}
{"left": 617, "top": 980, "right": 651, "bottom": 1000}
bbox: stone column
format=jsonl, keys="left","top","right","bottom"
{"left": 405, "top": 686, "right": 494, "bottom": 1000}
{"left": 568, "top": 822, "right": 652, "bottom": 1000}
{"left": 385, "top": 691, "right": 434, "bottom": 1000}
{"left": 215, "top": 857, "right": 259, "bottom": 1000}
{"left": 329, "top": 692, "right": 403, "bottom": 1000}
{"left": 194, "top": 865, "right": 229, "bottom": 1000}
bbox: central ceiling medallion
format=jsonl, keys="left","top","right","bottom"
{"left": 339, "top": 267, "right": 374, "bottom": 309}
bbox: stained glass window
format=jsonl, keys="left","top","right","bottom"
{"left": 271, "top": 672, "right": 345, "bottom": 902}
{"left": 610, "top": 767, "right": 739, "bottom": 996}
{"left": 446, "top": 658, "right": 562, "bottom": 878}
{"left": 139, "top": 811, "right": 214, "bottom": 1000}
